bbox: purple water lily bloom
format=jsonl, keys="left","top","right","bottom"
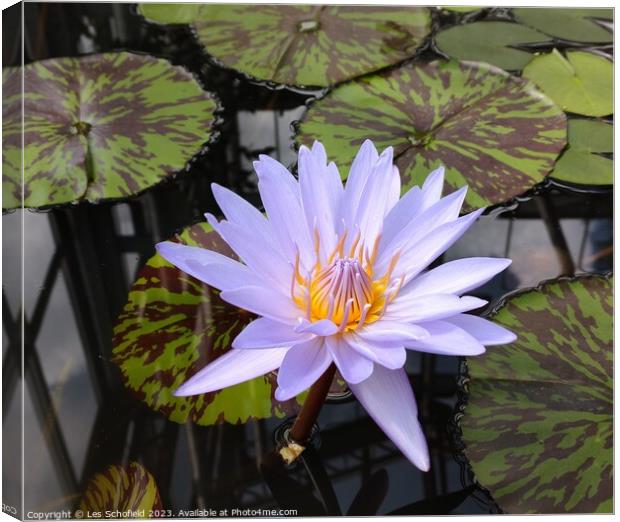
{"left": 157, "top": 140, "right": 516, "bottom": 471}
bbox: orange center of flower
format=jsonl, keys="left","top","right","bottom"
{"left": 291, "top": 229, "right": 403, "bottom": 331}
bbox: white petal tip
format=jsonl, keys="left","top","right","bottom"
{"left": 173, "top": 384, "right": 201, "bottom": 397}
{"left": 155, "top": 241, "right": 171, "bottom": 253}
{"left": 417, "top": 457, "right": 431, "bottom": 472}
{"left": 503, "top": 332, "right": 518, "bottom": 343}
{"left": 274, "top": 386, "right": 296, "bottom": 402}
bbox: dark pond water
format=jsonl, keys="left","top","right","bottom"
{"left": 2, "top": 3, "right": 612, "bottom": 518}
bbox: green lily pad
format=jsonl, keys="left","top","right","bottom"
{"left": 138, "top": 2, "right": 202, "bottom": 24}
{"left": 441, "top": 7, "right": 483, "bottom": 13}
{"left": 139, "top": 4, "right": 432, "bottom": 88}
{"left": 513, "top": 8, "right": 613, "bottom": 43}
{"left": 522, "top": 49, "right": 612, "bottom": 117}
{"left": 551, "top": 119, "right": 612, "bottom": 186}
{"left": 112, "top": 222, "right": 306, "bottom": 426}
{"left": 296, "top": 59, "right": 567, "bottom": 210}
{"left": 2, "top": 52, "right": 218, "bottom": 209}
{"left": 462, "top": 274, "right": 612, "bottom": 513}
{"left": 78, "top": 462, "right": 162, "bottom": 514}
{"left": 435, "top": 22, "right": 549, "bottom": 70}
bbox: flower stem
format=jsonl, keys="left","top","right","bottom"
{"left": 290, "top": 364, "right": 336, "bottom": 442}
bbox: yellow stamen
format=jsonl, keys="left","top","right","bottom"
{"left": 291, "top": 230, "right": 404, "bottom": 331}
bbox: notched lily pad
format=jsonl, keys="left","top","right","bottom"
{"left": 78, "top": 462, "right": 162, "bottom": 514}
{"left": 513, "top": 8, "right": 613, "bottom": 43}
{"left": 551, "top": 119, "right": 612, "bottom": 187}
{"left": 112, "top": 222, "right": 305, "bottom": 426}
{"left": 296, "top": 59, "right": 567, "bottom": 210}
{"left": 462, "top": 274, "right": 612, "bottom": 513}
{"left": 139, "top": 4, "right": 432, "bottom": 88}
{"left": 2, "top": 52, "right": 218, "bottom": 209}
{"left": 523, "top": 49, "right": 612, "bottom": 117}
{"left": 435, "top": 21, "right": 549, "bottom": 70}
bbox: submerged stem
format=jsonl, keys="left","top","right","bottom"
{"left": 279, "top": 364, "right": 336, "bottom": 464}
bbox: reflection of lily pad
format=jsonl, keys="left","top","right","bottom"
{"left": 296, "top": 59, "right": 566, "bottom": 210}
{"left": 139, "top": 4, "right": 432, "bottom": 88}
{"left": 2, "top": 52, "right": 218, "bottom": 209}
{"left": 78, "top": 462, "right": 162, "bottom": 514}
{"left": 551, "top": 119, "right": 612, "bottom": 186}
{"left": 435, "top": 22, "right": 549, "bottom": 70}
{"left": 522, "top": 50, "right": 612, "bottom": 117}
{"left": 513, "top": 8, "right": 613, "bottom": 43}
{"left": 112, "top": 222, "right": 305, "bottom": 426}
{"left": 462, "top": 275, "right": 612, "bottom": 513}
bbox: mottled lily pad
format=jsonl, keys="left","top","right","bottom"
{"left": 551, "top": 119, "right": 612, "bottom": 186}
{"left": 112, "top": 222, "right": 306, "bottom": 425}
{"left": 435, "top": 22, "right": 549, "bottom": 70}
{"left": 78, "top": 462, "right": 162, "bottom": 514}
{"left": 462, "top": 275, "right": 612, "bottom": 513}
{"left": 522, "top": 50, "right": 612, "bottom": 117}
{"left": 2, "top": 52, "right": 218, "bottom": 209}
{"left": 513, "top": 8, "right": 613, "bottom": 43}
{"left": 296, "top": 59, "right": 567, "bottom": 210}
{"left": 139, "top": 4, "right": 432, "bottom": 88}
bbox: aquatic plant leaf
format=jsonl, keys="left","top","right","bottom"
{"left": 462, "top": 275, "right": 612, "bottom": 513}
{"left": 513, "top": 8, "right": 613, "bottom": 43}
{"left": 141, "top": 4, "right": 431, "bottom": 88}
{"left": 296, "top": 59, "right": 566, "bottom": 210}
{"left": 78, "top": 462, "right": 162, "bottom": 514}
{"left": 435, "top": 21, "right": 549, "bottom": 70}
{"left": 138, "top": 2, "right": 202, "bottom": 23}
{"left": 2, "top": 52, "right": 217, "bottom": 209}
{"left": 551, "top": 119, "right": 612, "bottom": 186}
{"left": 441, "top": 6, "right": 483, "bottom": 13}
{"left": 522, "top": 50, "right": 612, "bottom": 117}
{"left": 112, "top": 222, "right": 306, "bottom": 426}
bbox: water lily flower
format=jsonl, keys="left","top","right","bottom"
{"left": 156, "top": 140, "right": 516, "bottom": 471}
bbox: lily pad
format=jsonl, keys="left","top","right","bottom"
{"left": 112, "top": 222, "right": 306, "bottom": 426}
{"left": 2, "top": 52, "right": 218, "bottom": 209}
{"left": 140, "top": 4, "right": 432, "bottom": 88}
{"left": 78, "top": 462, "right": 162, "bottom": 514}
{"left": 513, "top": 8, "right": 613, "bottom": 43}
{"left": 522, "top": 49, "right": 612, "bottom": 117}
{"left": 441, "top": 7, "right": 483, "bottom": 13}
{"left": 138, "top": 3, "right": 202, "bottom": 24}
{"left": 462, "top": 275, "right": 612, "bottom": 513}
{"left": 435, "top": 22, "right": 549, "bottom": 70}
{"left": 296, "top": 59, "right": 567, "bottom": 210}
{"left": 551, "top": 119, "right": 612, "bottom": 186}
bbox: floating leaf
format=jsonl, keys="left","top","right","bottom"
{"left": 513, "top": 8, "right": 613, "bottom": 43}
{"left": 551, "top": 119, "right": 612, "bottom": 186}
{"left": 296, "top": 59, "right": 566, "bottom": 210}
{"left": 138, "top": 3, "right": 202, "bottom": 24}
{"left": 78, "top": 462, "right": 162, "bottom": 514}
{"left": 522, "top": 49, "right": 612, "bottom": 117}
{"left": 2, "top": 52, "right": 218, "bottom": 209}
{"left": 441, "top": 7, "right": 483, "bottom": 13}
{"left": 140, "top": 4, "right": 432, "bottom": 88}
{"left": 435, "top": 22, "right": 549, "bottom": 70}
{"left": 112, "top": 222, "right": 306, "bottom": 426}
{"left": 462, "top": 275, "right": 612, "bottom": 513}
